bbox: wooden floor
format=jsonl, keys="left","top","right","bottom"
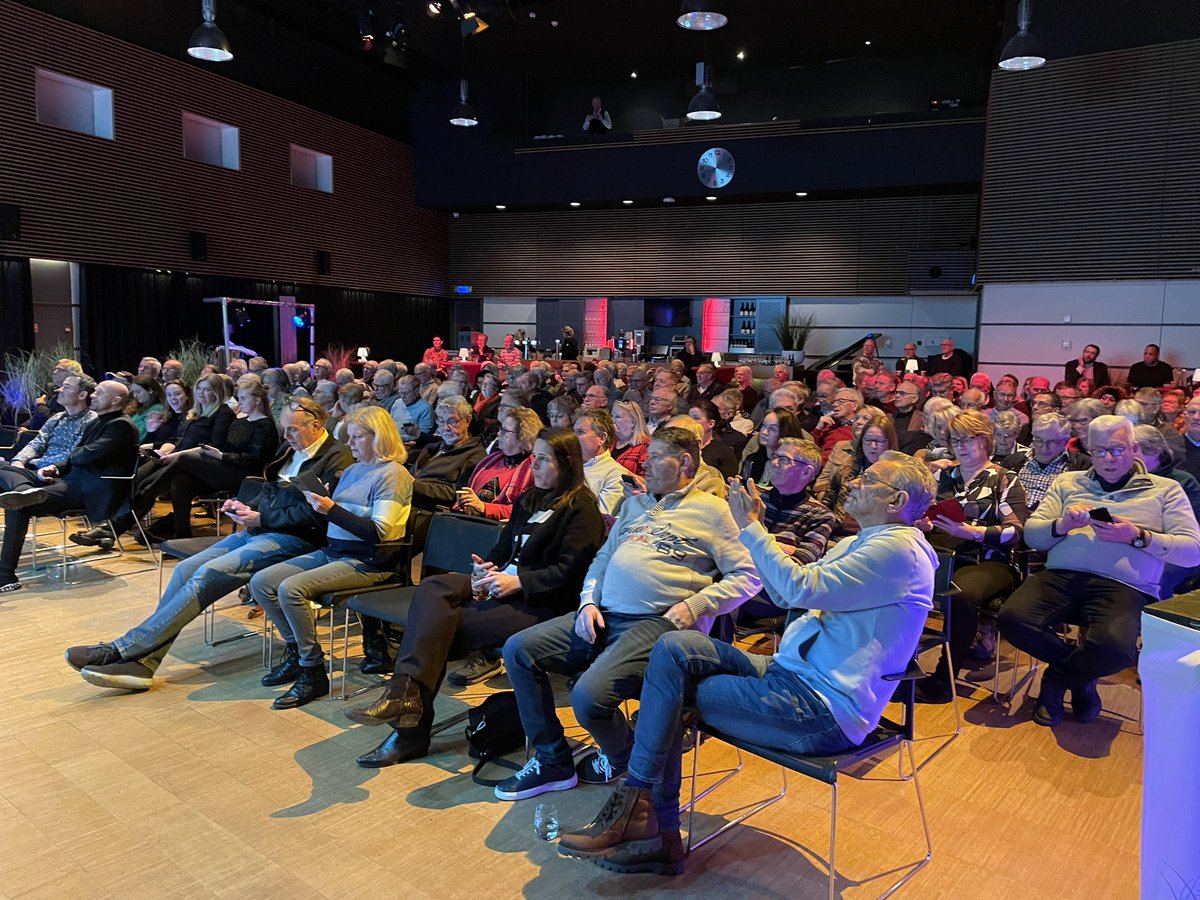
{"left": 0, "top": 543, "right": 1143, "bottom": 899}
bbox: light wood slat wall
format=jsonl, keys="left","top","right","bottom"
{"left": 978, "top": 38, "right": 1200, "bottom": 283}
{"left": 449, "top": 195, "right": 977, "bottom": 296}
{"left": 0, "top": 1, "right": 448, "bottom": 295}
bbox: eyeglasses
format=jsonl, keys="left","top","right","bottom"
{"left": 437, "top": 416, "right": 465, "bottom": 427}
{"left": 498, "top": 427, "right": 519, "bottom": 437}
{"left": 862, "top": 437, "right": 888, "bottom": 447}
{"left": 833, "top": 397, "right": 857, "bottom": 406}
{"left": 1030, "top": 437, "right": 1066, "bottom": 447}
{"left": 1091, "top": 446, "right": 1129, "bottom": 459}
{"left": 770, "top": 454, "right": 803, "bottom": 467}
{"left": 860, "top": 471, "right": 903, "bottom": 492}
{"left": 949, "top": 436, "right": 979, "bottom": 449}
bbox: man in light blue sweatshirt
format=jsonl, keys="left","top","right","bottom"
{"left": 496, "top": 427, "right": 762, "bottom": 803}
{"left": 555, "top": 450, "right": 937, "bottom": 876}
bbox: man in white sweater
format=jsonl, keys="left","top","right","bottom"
{"left": 999, "top": 415, "right": 1200, "bottom": 727}
{"left": 555, "top": 450, "right": 937, "bottom": 876}
{"left": 496, "top": 427, "right": 762, "bottom": 802}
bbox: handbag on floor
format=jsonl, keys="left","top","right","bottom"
{"left": 465, "top": 691, "right": 526, "bottom": 786}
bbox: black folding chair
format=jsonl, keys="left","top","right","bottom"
{"left": 684, "top": 659, "right": 932, "bottom": 900}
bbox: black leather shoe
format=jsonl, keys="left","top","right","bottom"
{"left": 356, "top": 728, "right": 430, "bottom": 768}
{"left": 359, "top": 654, "right": 393, "bottom": 676}
{"left": 271, "top": 664, "right": 329, "bottom": 709}
{"left": 69, "top": 526, "right": 115, "bottom": 551}
{"left": 260, "top": 643, "right": 301, "bottom": 686}
{"left": 344, "top": 675, "right": 423, "bottom": 726}
{"left": 1072, "top": 679, "right": 1103, "bottom": 723}
{"left": 1033, "top": 671, "right": 1067, "bottom": 726}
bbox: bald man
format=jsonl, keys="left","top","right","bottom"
{"left": 0, "top": 380, "right": 138, "bottom": 592}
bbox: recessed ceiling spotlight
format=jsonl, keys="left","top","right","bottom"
{"left": 864, "top": 40, "right": 871, "bottom": 46}
{"left": 663, "top": 197, "right": 675, "bottom": 203}
{"left": 426, "top": 1, "right": 441, "bottom": 15}
{"left": 570, "top": 201, "right": 581, "bottom": 207}
{"left": 706, "top": 196, "right": 717, "bottom": 201}
{"left": 495, "top": 204, "right": 506, "bottom": 210}
{"left": 630, "top": 70, "right": 638, "bottom": 78}
{"left": 622, "top": 200, "right": 634, "bottom": 205}
{"left": 795, "top": 191, "right": 808, "bottom": 197}
{"left": 736, "top": 50, "right": 745, "bottom": 60}
{"left": 528, "top": 10, "right": 535, "bottom": 17}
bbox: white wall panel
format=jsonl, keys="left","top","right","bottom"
{"left": 980, "top": 281, "right": 1168, "bottom": 324}
{"left": 978, "top": 279, "right": 1200, "bottom": 386}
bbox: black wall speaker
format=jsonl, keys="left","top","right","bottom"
{"left": 189, "top": 230, "right": 208, "bottom": 261}
{"left": 0, "top": 204, "right": 21, "bottom": 241}
{"left": 316, "top": 250, "right": 332, "bottom": 275}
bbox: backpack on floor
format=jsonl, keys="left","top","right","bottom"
{"left": 465, "top": 691, "right": 526, "bottom": 785}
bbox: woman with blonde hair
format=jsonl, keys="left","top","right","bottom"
{"left": 611, "top": 400, "right": 651, "bottom": 475}
{"left": 251, "top": 405, "right": 413, "bottom": 709}
{"left": 916, "top": 409, "right": 1027, "bottom": 702}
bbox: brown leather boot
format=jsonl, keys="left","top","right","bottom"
{"left": 557, "top": 785, "right": 660, "bottom": 860}
{"left": 597, "top": 828, "right": 685, "bottom": 876}
{"left": 343, "top": 675, "right": 423, "bottom": 727}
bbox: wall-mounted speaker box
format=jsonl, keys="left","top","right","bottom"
{"left": 316, "top": 250, "right": 332, "bottom": 275}
{"left": 907, "top": 250, "right": 976, "bottom": 294}
{"left": 0, "top": 204, "right": 21, "bottom": 241}
{"left": 189, "top": 230, "right": 208, "bottom": 261}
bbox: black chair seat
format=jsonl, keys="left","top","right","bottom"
{"left": 346, "top": 586, "right": 416, "bottom": 627}
{"left": 701, "top": 722, "right": 905, "bottom": 786}
{"left": 160, "top": 536, "right": 223, "bottom": 561}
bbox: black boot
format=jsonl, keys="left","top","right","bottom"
{"left": 344, "top": 674, "right": 424, "bottom": 726}
{"left": 356, "top": 691, "right": 434, "bottom": 767}
{"left": 69, "top": 525, "right": 115, "bottom": 551}
{"left": 272, "top": 663, "right": 329, "bottom": 709}
{"left": 359, "top": 617, "right": 395, "bottom": 675}
{"left": 261, "top": 643, "right": 301, "bottom": 686}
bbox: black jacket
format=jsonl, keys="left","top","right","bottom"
{"left": 484, "top": 489, "right": 606, "bottom": 611}
{"left": 1063, "top": 359, "right": 1110, "bottom": 389}
{"left": 173, "top": 405, "right": 235, "bottom": 452}
{"left": 60, "top": 411, "right": 140, "bottom": 520}
{"left": 411, "top": 437, "right": 487, "bottom": 509}
{"left": 251, "top": 434, "right": 355, "bottom": 544}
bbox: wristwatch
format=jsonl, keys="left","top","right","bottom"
{"left": 1130, "top": 528, "right": 1149, "bottom": 549}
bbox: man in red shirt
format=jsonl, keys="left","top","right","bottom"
{"left": 495, "top": 334, "right": 524, "bottom": 368}
{"left": 422, "top": 336, "right": 449, "bottom": 374}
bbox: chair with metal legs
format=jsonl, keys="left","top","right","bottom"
{"left": 922, "top": 549, "right": 963, "bottom": 737}
{"left": 684, "top": 658, "right": 932, "bottom": 900}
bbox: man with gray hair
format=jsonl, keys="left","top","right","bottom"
{"left": 371, "top": 368, "right": 401, "bottom": 414}
{"left": 161, "top": 359, "right": 184, "bottom": 383}
{"left": 0, "top": 380, "right": 138, "bottom": 592}
{"left": 1011, "top": 413, "right": 1076, "bottom": 512}
{"left": 555, "top": 450, "right": 936, "bottom": 874}
{"left": 999, "top": 415, "right": 1200, "bottom": 727}
{"left": 496, "top": 426, "right": 761, "bottom": 804}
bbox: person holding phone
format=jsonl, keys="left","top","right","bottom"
{"left": 1000, "top": 415, "right": 1200, "bottom": 727}
{"left": 915, "top": 410, "right": 1028, "bottom": 703}
{"left": 64, "top": 398, "right": 354, "bottom": 692}
{"left": 250, "top": 406, "right": 413, "bottom": 709}
{"left": 346, "top": 428, "right": 606, "bottom": 767}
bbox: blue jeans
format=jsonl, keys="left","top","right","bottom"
{"left": 250, "top": 551, "right": 392, "bottom": 667}
{"left": 629, "top": 631, "right": 850, "bottom": 831}
{"left": 502, "top": 610, "right": 675, "bottom": 769}
{"left": 113, "top": 530, "right": 315, "bottom": 671}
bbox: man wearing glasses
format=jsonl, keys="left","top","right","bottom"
{"left": 1011, "top": 414, "right": 1079, "bottom": 512}
{"left": 63, "top": 397, "right": 354, "bottom": 691}
{"left": 554, "top": 451, "right": 936, "bottom": 875}
{"left": 999, "top": 415, "right": 1200, "bottom": 727}
{"left": 812, "top": 388, "right": 863, "bottom": 464}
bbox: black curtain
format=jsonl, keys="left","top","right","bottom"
{"left": 0, "top": 256, "right": 35, "bottom": 359}
{"left": 78, "top": 262, "right": 453, "bottom": 375}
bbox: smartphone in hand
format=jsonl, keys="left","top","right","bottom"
{"left": 1087, "top": 507, "right": 1114, "bottom": 524}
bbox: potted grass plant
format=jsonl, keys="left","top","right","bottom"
{"left": 771, "top": 307, "right": 817, "bottom": 366}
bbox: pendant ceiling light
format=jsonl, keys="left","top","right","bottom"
{"left": 998, "top": 0, "right": 1046, "bottom": 71}
{"left": 687, "top": 85, "right": 720, "bottom": 121}
{"left": 187, "top": 0, "right": 233, "bottom": 62}
{"left": 450, "top": 79, "right": 479, "bottom": 127}
{"left": 677, "top": 1, "right": 727, "bottom": 31}
{"left": 687, "top": 65, "right": 721, "bottom": 121}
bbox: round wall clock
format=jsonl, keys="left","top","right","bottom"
{"left": 697, "top": 147, "right": 735, "bottom": 188}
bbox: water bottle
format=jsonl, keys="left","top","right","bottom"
{"left": 533, "top": 802, "right": 559, "bottom": 841}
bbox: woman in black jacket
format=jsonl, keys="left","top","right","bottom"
{"left": 155, "top": 379, "right": 281, "bottom": 538}
{"left": 347, "top": 427, "right": 606, "bottom": 768}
